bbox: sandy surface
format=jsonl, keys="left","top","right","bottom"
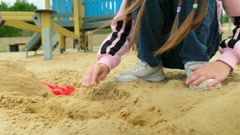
{"left": 0, "top": 48, "right": 239, "bottom": 135}
{"left": 0, "top": 23, "right": 239, "bottom": 135}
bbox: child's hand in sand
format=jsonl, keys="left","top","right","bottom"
{"left": 185, "top": 61, "right": 231, "bottom": 87}
{"left": 81, "top": 64, "right": 110, "bottom": 87}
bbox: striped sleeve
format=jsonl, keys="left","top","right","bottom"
{"left": 97, "top": 0, "right": 134, "bottom": 69}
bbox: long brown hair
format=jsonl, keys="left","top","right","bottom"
{"left": 117, "top": 0, "right": 208, "bottom": 56}
{"left": 118, "top": 0, "right": 147, "bottom": 45}
{"left": 154, "top": 0, "right": 208, "bottom": 56}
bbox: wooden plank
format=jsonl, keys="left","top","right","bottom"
{"left": 0, "top": 12, "right": 34, "bottom": 21}
{"left": 9, "top": 43, "right": 26, "bottom": 46}
{"left": 54, "top": 20, "right": 74, "bottom": 27}
{"left": 83, "top": 14, "right": 115, "bottom": 23}
{"left": 82, "top": 20, "right": 111, "bottom": 31}
{"left": 52, "top": 13, "right": 73, "bottom": 18}
{"left": 5, "top": 21, "right": 41, "bottom": 33}
{"left": 53, "top": 23, "right": 79, "bottom": 39}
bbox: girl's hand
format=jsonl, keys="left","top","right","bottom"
{"left": 185, "top": 61, "right": 232, "bottom": 87}
{"left": 81, "top": 64, "right": 110, "bottom": 87}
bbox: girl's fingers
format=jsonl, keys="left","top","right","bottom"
{"left": 186, "top": 69, "right": 215, "bottom": 86}
{"left": 82, "top": 67, "right": 94, "bottom": 87}
{"left": 190, "top": 64, "right": 205, "bottom": 71}
{"left": 82, "top": 64, "right": 109, "bottom": 87}
{"left": 208, "top": 79, "right": 221, "bottom": 87}
{"left": 90, "top": 66, "right": 100, "bottom": 85}
{"left": 191, "top": 74, "right": 209, "bottom": 86}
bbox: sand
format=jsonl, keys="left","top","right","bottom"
{"left": 0, "top": 48, "right": 239, "bottom": 135}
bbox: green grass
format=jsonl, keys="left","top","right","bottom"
{"left": 0, "top": 50, "right": 8, "bottom": 53}
{"left": 93, "top": 28, "right": 112, "bottom": 35}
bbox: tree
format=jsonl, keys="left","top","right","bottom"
{"left": 0, "top": 0, "right": 37, "bottom": 37}
{"left": 0, "top": 1, "right": 9, "bottom": 11}
{"left": 9, "top": 0, "right": 36, "bottom": 11}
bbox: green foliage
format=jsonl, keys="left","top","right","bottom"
{"left": 0, "top": 1, "right": 9, "bottom": 11}
{"left": 0, "top": 26, "right": 22, "bottom": 37}
{"left": 9, "top": 0, "right": 37, "bottom": 11}
{"left": 222, "top": 15, "right": 229, "bottom": 23}
{"left": 0, "top": 0, "right": 37, "bottom": 37}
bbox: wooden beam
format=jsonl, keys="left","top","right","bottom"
{"left": 0, "top": 12, "right": 35, "bottom": 21}
{"left": 53, "top": 23, "right": 79, "bottom": 39}
{"left": 35, "top": 9, "right": 56, "bottom": 61}
{"left": 58, "top": 34, "right": 66, "bottom": 52}
{"left": 73, "top": 0, "right": 80, "bottom": 37}
{"left": 5, "top": 20, "right": 41, "bottom": 33}
{"left": 45, "top": 0, "right": 51, "bottom": 10}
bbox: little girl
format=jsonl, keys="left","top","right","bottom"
{"left": 82, "top": 0, "right": 240, "bottom": 89}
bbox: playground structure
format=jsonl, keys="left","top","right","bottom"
{"left": 0, "top": 0, "right": 121, "bottom": 60}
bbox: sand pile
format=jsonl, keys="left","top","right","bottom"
{"left": 0, "top": 60, "right": 50, "bottom": 97}
{"left": 0, "top": 51, "right": 239, "bottom": 135}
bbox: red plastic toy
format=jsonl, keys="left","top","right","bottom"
{"left": 41, "top": 81, "right": 75, "bottom": 96}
